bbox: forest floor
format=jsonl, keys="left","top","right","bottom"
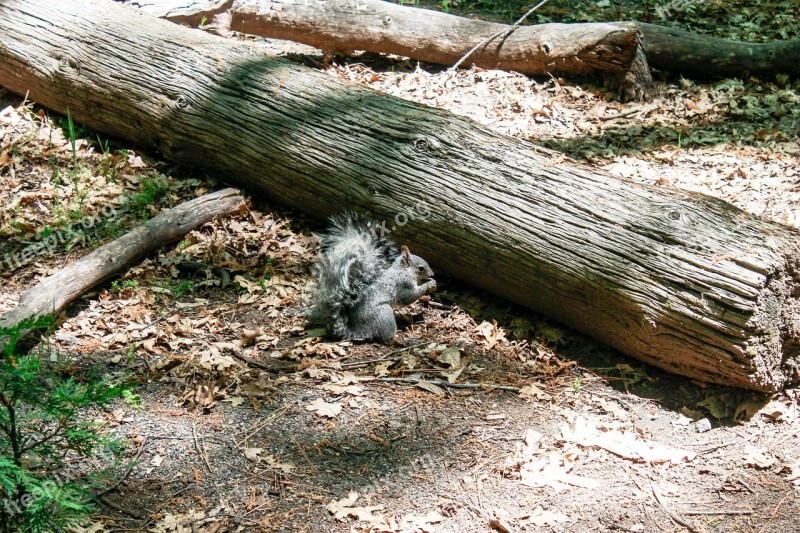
{"left": 1, "top": 1, "right": 799, "bottom": 531}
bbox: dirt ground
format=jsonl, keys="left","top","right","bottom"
{"left": 1, "top": 1, "right": 800, "bottom": 531}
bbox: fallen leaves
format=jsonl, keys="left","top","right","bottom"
{"left": 563, "top": 416, "right": 696, "bottom": 465}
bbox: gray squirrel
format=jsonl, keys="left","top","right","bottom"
{"left": 309, "top": 213, "right": 436, "bottom": 343}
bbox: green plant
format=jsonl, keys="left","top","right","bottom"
{"left": 259, "top": 258, "right": 274, "bottom": 288}
{"left": 64, "top": 108, "right": 78, "bottom": 167}
{"left": 127, "top": 175, "right": 171, "bottom": 220}
{"left": 95, "top": 135, "right": 110, "bottom": 155}
{"left": 0, "top": 316, "right": 128, "bottom": 532}
{"left": 171, "top": 280, "right": 194, "bottom": 298}
{"left": 50, "top": 163, "right": 62, "bottom": 210}
{"left": 124, "top": 344, "right": 136, "bottom": 365}
{"left": 121, "top": 390, "right": 144, "bottom": 411}
{"left": 111, "top": 279, "right": 138, "bottom": 292}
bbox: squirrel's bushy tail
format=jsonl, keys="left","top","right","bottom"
{"left": 310, "top": 213, "right": 397, "bottom": 338}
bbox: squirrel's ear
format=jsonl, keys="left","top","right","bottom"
{"left": 400, "top": 246, "right": 411, "bottom": 265}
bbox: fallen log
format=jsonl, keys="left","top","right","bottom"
{"left": 128, "top": 0, "right": 800, "bottom": 90}
{"left": 0, "top": 189, "right": 246, "bottom": 352}
{"left": 634, "top": 22, "right": 800, "bottom": 80}
{"left": 127, "top": 0, "right": 654, "bottom": 101}
{"left": 1, "top": 0, "right": 798, "bottom": 391}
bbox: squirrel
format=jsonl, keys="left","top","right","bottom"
{"left": 309, "top": 213, "right": 436, "bottom": 343}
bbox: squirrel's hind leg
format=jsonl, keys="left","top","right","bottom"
{"left": 353, "top": 305, "right": 397, "bottom": 344}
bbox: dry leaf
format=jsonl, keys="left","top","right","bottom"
{"left": 265, "top": 454, "right": 295, "bottom": 473}
{"left": 223, "top": 396, "right": 245, "bottom": 407}
{"left": 527, "top": 506, "right": 573, "bottom": 527}
{"left": 306, "top": 398, "right": 343, "bottom": 418}
{"left": 414, "top": 380, "right": 445, "bottom": 397}
{"left": 244, "top": 448, "right": 263, "bottom": 461}
{"left": 326, "top": 491, "right": 384, "bottom": 521}
{"left": 475, "top": 320, "right": 506, "bottom": 349}
{"left": 520, "top": 384, "right": 552, "bottom": 401}
{"left": 322, "top": 383, "right": 363, "bottom": 396}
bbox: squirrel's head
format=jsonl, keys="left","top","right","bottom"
{"left": 400, "top": 245, "right": 435, "bottom": 284}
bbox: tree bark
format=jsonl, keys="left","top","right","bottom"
{"left": 0, "top": 189, "right": 246, "bottom": 353}
{"left": 1, "top": 0, "right": 798, "bottom": 391}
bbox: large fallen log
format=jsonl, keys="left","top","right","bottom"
{"left": 129, "top": 0, "right": 800, "bottom": 88}
{"left": 0, "top": 189, "right": 246, "bottom": 353}
{"left": 128, "top": 0, "right": 654, "bottom": 100}
{"left": 1, "top": 0, "right": 798, "bottom": 391}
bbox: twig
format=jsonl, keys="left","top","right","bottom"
{"left": 651, "top": 485, "right": 697, "bottom": 532}
{"left": 684, "top": 510, "right": 753, "bottom": 516}
{"left": 694, "top": 438, "right": 744, "bottom": 455}
{"left": 94, "top": 437, "right": 148, "bottom": 498}
{"left": 450, "top": 0, "right": 552, "bottom": 71}
{"left": 598, "top": 108, "right": 643, "bottom": 121}
{"left": 98, "top": 495, "right": 145, "bottom": 519}
{"left": 439, "top": 493, "right": 490, "bottom": 519}
{"left": 291, "top": 434, "right": 319, "bottom": 474}
{"left": 134, "top": 433, "right": 231, "bottom": 447}
{"left": 340, "top": 355, "right": 401, "bottom": 369}
{"left": 230, "top": 349, "right": 295, "bottom": 373}
{"left": 338, "top": 342, "right": 425, "bottom": 369}
{"left": 371, "top": 377, "right": 520, "bottom": 393}
{"left": 138, "top": 313, "right": 169, "bottom": 332}
{"left": 233, "top": 404, "right": 290, "bottom": 448}
{"left": 757, "top": 492, "right": 790, "bottom": 533}
{"left": 193, "top": 421, "right": 213, "bottom": 473}
{"left": 190, "top": 513, "right": 262, "bottom": 527}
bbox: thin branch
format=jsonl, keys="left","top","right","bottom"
{"left": 193, "top": 421, "right": 213, "bottom": 473}
{"left": 372, "top": 377, "right": 520, "bottom": 393}
{"left": 651, "top": 484, "right": 697, "bottom": 532}
{"left": 229, "top": 349, "right": 295, "bottom": 373}
{"left": 93, "top": 437, "right": 148, "bottom": 498}
{"left": 450, "top": 0, "right": 552, "bottom": 70}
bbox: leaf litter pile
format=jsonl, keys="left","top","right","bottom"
{"left": 2, "top": 16, "right": 800, "bottom": 533}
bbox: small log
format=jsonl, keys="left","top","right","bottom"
{"left": 1, "top": 0, "right": 798, "bottom": 391}
{"left": 0, "top": 189, "right": 246, "bottom": 352}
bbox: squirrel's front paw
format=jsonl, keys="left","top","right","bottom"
{"left": 424, "top": 279, "right": 437, "bottom": 292}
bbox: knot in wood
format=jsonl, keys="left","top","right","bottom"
{"left": 382, "top": 15, "right": 392, "bottom": 27}
{"left": 175, "top": 95, "right": 189, "bottom": 109}
{"left": 58, "top": 56, "right": 79, "bottom": 74}
{"left": 667, "top": 210, "right": 684, "bottom": 222}
{"left": 411, "top": 135, "right": 441, "bottom": 153}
